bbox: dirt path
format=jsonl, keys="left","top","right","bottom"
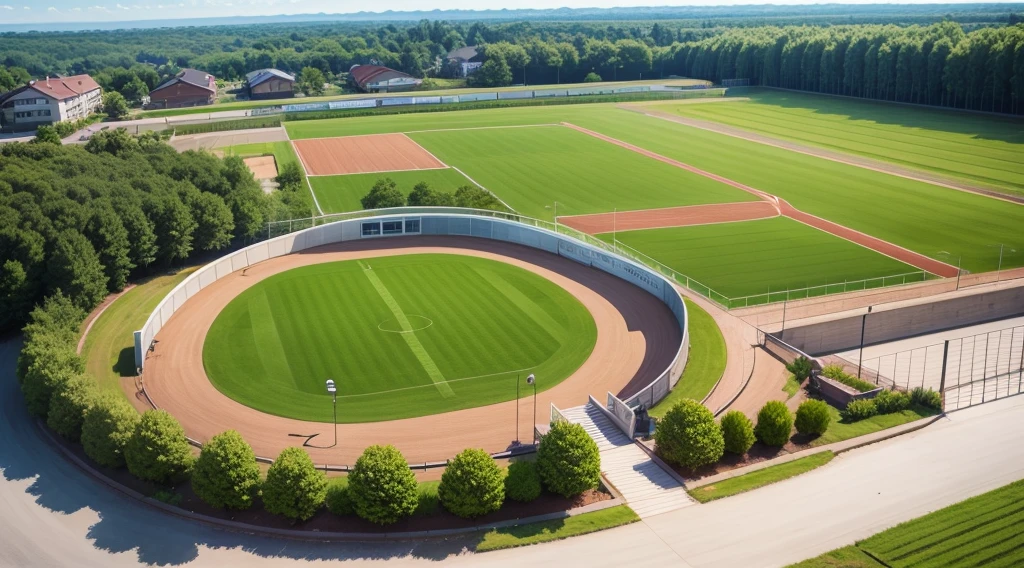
{"left": 629, "top": 107, "right": 1024, "bottom": 206}
{"left": 135, "top": 236, "right": 680, "bottom": 465}
{"left": 76, "top": 285, "right": 135, "bottom": 355}
{"left": 559, "top": 202, "right": 778, "bottom": 234}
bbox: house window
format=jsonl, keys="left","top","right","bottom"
{"left": 404, "top": 219, "right": 421, "bottom": 234}
{"left": 382, "top": 221, "right": 403, "bottom": 235}
{"left": 361, "top": 222, "right": 381, "bottom": 236}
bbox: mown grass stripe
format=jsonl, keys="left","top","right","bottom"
{"left": 246, "top": 290, "right": 296, "bottom": 388}
{"left": 474, "top": 266, "right": 565, "bottom": 340}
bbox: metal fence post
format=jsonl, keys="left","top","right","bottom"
{"left": 938, "top": 340, "right": 949, "bottom": 409}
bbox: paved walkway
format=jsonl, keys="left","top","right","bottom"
{"left": 562, "top": 403, "right": 692, "bottom": 518}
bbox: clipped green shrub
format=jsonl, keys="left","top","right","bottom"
{"left": 910, "top": 387, "right": 943, "bottom": 412}
{"left": 191, "top": 430, "right": 261, "bottom": 510}
{"left": 81, "top": 392, "right": 140, "bottom": 468}
{"left": 326, "top": 478, "right": 354, "bottom": 516}
{"left": 504, "top": 460, "right": 542, "bottom": 503}
{"left": 438, "top": 448, "right": 505, "bottom": 518}
{"left": 821, "top": 364, "right": 877, "bottom": 393}
{"left": 537, "top": 421, "right": 601, "bottom": 498}
{"left": 124, "top": 409, "right": 195, "bottom": 484}
{"left": 794, "top": 400, "right": 832, "bottom": 436}
{"left": 21, "top": 345, "right": 83, "bottom": 418}
{"left": 720, "top": 410, "right": 756, "bottom": 455}
{"left": 262, "top": 447, "right": 328, "bottom": 521}
{"left": 786, "top": 356, "right": 813, "bottom": 381}
{"left": 348, "top": 445, "right": 418, "bottom": 525}
{"left": 842, "top": 399, "right": 878, "bottom": 422}
{"left": 754, "top": 401, "right": 794, "bottom": 447}
{"left": 874, "top": 389, "right": 911, "bottom": 414}
{"left": 655, "top": 399, "right": 725, "bottom": 470}
{"left": 46, "top": 373, "right": 99, "bottom": 442}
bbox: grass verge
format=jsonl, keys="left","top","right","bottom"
{"left": 783, "top": 375, "right": 802, "bottom": 399}
{"left": 649, "top": 298, "right": 727, "bottom": 419}
{"left": 788, "top": 546, "right": 883, "bottom": 568}
{"left": 475, "top": 505, "right": 639, "bottom": 552}
{"left": 811, "top": 405, "right": 936, "bottom": 447}
{"left": 688, "top": 451, "right": 835, "bottom": 504}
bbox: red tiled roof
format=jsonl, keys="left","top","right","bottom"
{"left": 28, "top": 74, "right": 101, "bottom": 101}
{"left": 349, "top": 65, "right": 415, "bottom": 88}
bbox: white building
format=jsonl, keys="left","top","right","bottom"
{"left": 0, "top": 74, "right": 102, "bottom": 132}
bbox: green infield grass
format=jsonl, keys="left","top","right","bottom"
{"left": 408, "top": 124, "right": 755, "bottom": 219}
{"left": 565, "top": 106, "right": 1024, "bottom": 273}
{"left": 658, "top": 89, "right": 1024, "bottom": 196}
{"left": 309, "top": 168, "right": 474, "bottom": 213}
{"left": 602, "top": 217, "right": 920, "bottom": 301}
{"left": 203, "top": 254, "right": 596, "bottom": 422}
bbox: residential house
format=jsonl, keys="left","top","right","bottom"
{"left": 245, "top": 69, "right": 296, "bottom": 100}
{"left": 0, "top": 74, "right": 102, "bottom": 132}
{"left": 148, "top": 69, "right": 217, "bottom": 109}
{"left": 349, "top": 65, "right": 422, "bottom": 93}
{"left": 446, "top": 46, "right": 484, "bottom": 77}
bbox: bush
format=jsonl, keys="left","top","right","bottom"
{"left": 794, "top": 400, "right": 832, "bottom": 436}
{"left": 537, "top": 421, "right": 601, "bottom": 498}
{"left": 720, "top": 410, "right": 756, "bottom": 455}
{"left": 584, "top": 72, "right": 603, "bottom": 82}
{"left": 504, "top": 460, "right": 542, "bottom": 503}
{"left": 124, "top": 409, "right": 195, "bottom": 484}
{"left": 348, "top": 445, "right": 418, "bottom": 525}
{"left": 786, "top": 356, "right": 813, "bottom": 381}
{"left": 262, "top": 447, "right": 328, "bottom": 521}
{"left": 21, "top": 345, "right": 83, "bottom": 417}
{"left": 326, "top": 478, "right": 354, "bottom": 516}
{"left": 655, "top": 399, "right": 725, "bottom": 469}
{"left": 438, "top": 448, "right": 505, "bottom": 518}
{"left": 81, "top": 392, "right": 140, "bottom": 468}
{"left": 360, "top": 177, "right": 406, "bottom": 209}
{"left": 842, "top": 399, "right": 878, "bottom": 422}
{"left": 754, "top": 401, "right": 794, "bottom": 447}
{"left": 46, "top": 373, "right": 99, "bottom": 441}
{"left": 874, "top": 389, "right": 911, "bottom": 414}
{"left": 191, "top": 430, "right": 261, "bottom": 510}
{"left": 102, "top": 91, "right": 130, "bottom": 119}
{"left": 910, "top": 387, "right": 942, "bottom": 412}
{"left": 821, "top": 364, "right": 877, "bottom": 393}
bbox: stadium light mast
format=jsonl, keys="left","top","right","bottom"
{"left": 325, "top": 379, "right": 337, "bottom": 447}
{"left": 526, "top": 374, "right": 537, "bottom": 444}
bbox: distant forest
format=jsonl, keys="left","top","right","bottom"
{"left": 0, "top": 6, "right": 1023, "bottom": 112}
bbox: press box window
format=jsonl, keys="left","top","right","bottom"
{"left": 361, "top": 222, "right": 381, "bottom": 236}
{"left": 404, "top": 219, "right": 421, "bottom": 234}
{"left": 382, "top": 221, "right": 403, "bottom": 235}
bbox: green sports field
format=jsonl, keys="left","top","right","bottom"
{"left": 601, "top": 217, "right": 920, "bottom": 301}
{"left": 309, "top": 168, "right": 473, "bottom": 213}
{"left": 202, "top": 254, "right": 596, "bottom": 422}
{"left": 409, "top": 124, "right": 756, "bottom": 219}
{"left": 659, "top": 90, "right": 1024, "bottom": 196}
{"left": 220, "top": 141, "right": 301, "bottom": 171}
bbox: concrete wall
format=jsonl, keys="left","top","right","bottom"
{"left": 781, "top": 286, "right": 1024, "bottom": 355}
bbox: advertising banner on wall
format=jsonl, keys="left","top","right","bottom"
{"left": 328, "top": 99, "right": 377, "bottom": 110}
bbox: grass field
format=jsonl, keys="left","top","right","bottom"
{"left": 660, "top": 89, "right": 1024, "bottom": 196}
{"left": 203, "top": 254, "right": 597, "bottom": 422}
{"left": 220, "top": 141, "right": 302, "bottom": 172}
{"left": 649, "top": 299, "right": 726, "bottom": 419}
{"left": 409, "top": 125, "right": 755, "bottom": 219}
{"left": 309, "top": 168, "right": 474, "bottom": 213}
{"left": 688, "top": 451, "right": 835, "bottom": 504}
{"left": 791, "top": 478, "right": 1024, "bottom": 567}
{"left": 601, "top": 217, "right": 918, "bottom": 300}
{"left": 475, "top": 505, "right": 639, "bottom": 552}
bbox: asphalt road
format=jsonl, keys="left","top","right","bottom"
{"left": 2, "top": 335, "right": 1023, "bottom": 567}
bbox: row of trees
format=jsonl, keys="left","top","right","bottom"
{"left": 668, "top": 22, "right": 1024, "bottom": 114}
{"left": 0, "top": 129, "right": 313, "bottom": 333}
{"left": 360, "top": 178, "right": 508, "bottom": 211}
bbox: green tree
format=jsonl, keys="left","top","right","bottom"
{"left": 120, "top": 76, "right": 149, "bottom": 104}
{"left": 438, "top": 448, "right": 504, "bottom": 518}
{"left": 537, "top": 421, "right": 601, "bottom": 498}
{"left": 407, "top": 181, "right": 456, "bottom": 206}
{"left": 720, "top": 410, "right": 756, "bottom": 455}
{"left": 475, "top": 58, "right": 513, "bottom": 87}
{"left": 262, "top": 446, "right": 328, "bottom": 521}
{"left": 34, "top": 125, "right": 62, "bottom": 145}
{"left": 754, "top": 401, "right": 794, "bottom": 447}
{"left": 655, "top": 399, "right": 725, "bottom": 470}
{"left": 102, "top": 91, "right": 130, "bottom": 120}
{"left": 21, "top": 345, "right": 83, "bottom": 418}
{"left": 192, "top": 430, "right": 261, "bottom": 510}
{"left": 276, "top": 161, "right": 304, "bottom": 191}
{"left": 360, "top": 177, "right": 406, "bottom": 209}
{"left": 453, "top": 185, "right": 504, "bottom": 211}
{"left": 348, "top": 445, "right": 418, "bottom": 525}
{"left": 584, "top": 72, "right": 603, "bottom": 82}
{"left": 298, "top": 66, "right": 326, "bottom": 96}
{"left": 125, "top": 409, "right": 195, "bottom": 484}
{"left": 45, "top": 229, "right": 109, "bottom": 311}
{"left": 85, "top": 204, "right": 134, "bottom": 292}
{"left": 81, "top": 392, "right": 141, "bottom": 468}
{"left": 47, "top": 373, "right": 99, "bottom": 442}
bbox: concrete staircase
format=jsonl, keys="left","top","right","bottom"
{"left": 562, "top": 402, "right": 693, "bottom": 518}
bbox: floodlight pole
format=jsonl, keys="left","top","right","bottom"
{"left": 527, "top": 374, "right": 538, "bottom": 444}
{"left": 326, "top": 379, "right": 338, "bottom": 448}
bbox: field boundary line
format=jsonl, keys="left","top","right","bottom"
{"left": 400, "top": 132, "right": 450, "bottom": 169}
{"left": 290, "top": 123, "right": 561, "bottom": 142}
{"left": 448, "top": 165, "right": 518, "bottom": 213}
{"left": 558, "top": 201, "right": 761, "bottom": 219}
{"left": 560, "top": 202, "right": 779, "bottom": 234}
{"left": 305, "top": 166, "right": 452, "bottom": 178}
{"left": 590, "top": 212, "right": 781, "bottom": 235}
{"left": 289, "top": 139, "right": 325, "bottom": 216}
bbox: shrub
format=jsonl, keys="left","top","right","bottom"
{"left": 821, "top": 364, "right": 877, "bottom": 393}
{"left": 794, "top": 400, "right": 832, "bottom": 436}
{"left": 81, "top": 392, "right": 140, "bottom": 468}
{"left": 360, "top": 177, "right": 405, "bottom": 209}
{"left": 504, "top": 460, "right": 542, "bottom": 503}
{"left": 720, "top": 410, "right": 756, "bottom": 455}
{"left": 754, "top": 401, "right": 794, "bottom": 447}
{"left": 655, "top": 399, "right": 725, "bottom": 469}
{"left": 438, "top": 448, "right": 505, "bottom": 518}
{"left": 262, "top": 447, "right": 328, "bottom": 521}
{"left": 786, "top": 356, "right": 813, "bottom": 381}
{"left": 537, "top": 421, "right": 601, "bottom": 498}
{"left": 326, "top": 478, "right": 354, "bottom": 516}
{"left": 820, "top": 364, "right": 846, "bottom": 380}
{"left": 842, "top": 399, "right": 878, "bottom": 422}
{"left": 46, "top": 373, "right": 99, "bottom": 441}
{"left": 124, "top": 409, "right": 195, "bottom": 484}
{"left": 910, "top": 387, "right": 943, "bottom": 412}
{"left": 348, "top": 445, "right": 418, "bottom": 525}
{"left": 21, "top": 345, "right": 83, "bottom": 417}
{"left": 191, "top": 430, "right": 261, "bottom": 510}
{"left": 874, "top": 389, "right": 911, "bottom": 414}
{"left": 584, "top": 72, "right": 603, "bottom": 82}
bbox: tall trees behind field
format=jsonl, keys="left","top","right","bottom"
{"left": 666, "top": 22, "right": 1024, "bottom": 114}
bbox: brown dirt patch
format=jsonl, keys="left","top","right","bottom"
{"left": 134, "top": 236, "right": 680, "bottom": 465}
{"left": 560, "top": 202, "right": 778, "bottom": 234}
{"left": 293, "top": 133, "right": 447, "bottom": 176}
{"left": 243, "top": 155, "right": 278, "bottom": 180}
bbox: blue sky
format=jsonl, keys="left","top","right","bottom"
{"left": 0, "top": 0, "right": 1014, "bottom": 24}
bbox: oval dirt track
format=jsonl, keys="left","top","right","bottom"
{"left": 134, "top": 236, "right": 681, "bottom": 465}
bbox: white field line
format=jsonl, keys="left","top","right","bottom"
{"left": 305, "top": 166, "right": 452, "bottom": 177}
{"left": 290, "top": 139, "right": 324, "bottom": 216}
{"left": 400, "top": 132, "right": 449, "bottom": 168}
{"left": 557, "top": 201, "right": 774, "bottom": 220}
{"left": 448, "top": 165, "right": 518, "bottom": 213}
{"left": 588, "top": 212, "right": 781, "bottom": 235}
{"left": 292, "top": 123, "right": 561, "bottom": 142}
{"left": 329, "top": 365, "right": 539, "bottom": 400}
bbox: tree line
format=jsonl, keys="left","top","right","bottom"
{"left": 0, "top": 130, "right": 313, "bottom": 333}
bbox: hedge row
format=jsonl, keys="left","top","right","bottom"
{"left": 821, "top": 364, "right": 879, "bottom": 394}
{"left": 172, "top": 116, "right": 282, "bottom": 136}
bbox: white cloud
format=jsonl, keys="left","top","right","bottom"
{"left": 116, "top": 2, "right": 129, "bottom": 8}
{"left": 23, "top": 5, "right": 30, "bottom": 8}
{"left": 88, "top": 5, "right": 111, "bottom": 11}
{"left": 0, "top": 5, "right": 13, "bottom": 9}
{"left": 71, "top": 6, "right": 81, "bottom": 10}
{"left": 47, "top": 6, "right": 59, "bottom": 11}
